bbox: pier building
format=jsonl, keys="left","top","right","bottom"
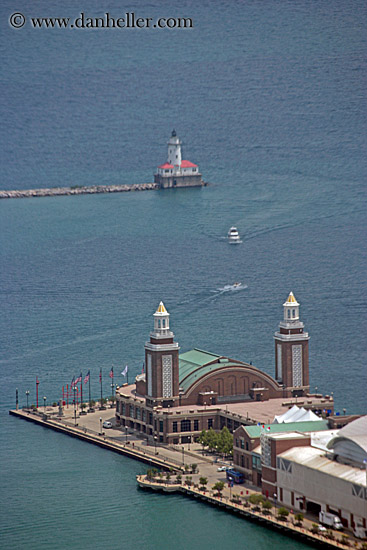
{"left": 154, "top": 130, "right": 204, "bottom": 188}
{"left": 116, "top": 294, "right": 332, "bottom": 445}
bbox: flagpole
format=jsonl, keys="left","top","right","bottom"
{"left": 100, "top": 368, "right": 103, "bottom": 409}
{"left": 36, "top": 377, "right": 39, "bottom": 408}
{"left": 88, "top": 375, "right": 91, "bottom": 411}
{"left": 80, "top": 371, "right": 83, "bottom": 408}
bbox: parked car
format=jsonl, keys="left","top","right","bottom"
{"left": 217, "top": 466, "right": 227, "bottom": 472}
{"left": 103, "top": 421, "right": 113, "bottom": 429}
{"left": 318, "top": 525, "right": 327, "bottom": 533}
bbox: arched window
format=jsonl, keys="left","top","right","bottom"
{"left": 162, "top": 319, "right": 166, "bottom": 328}
{"left": 158, "top": 320, "right": 161, "bottom": 328}
{"left": 287, "top": 310, "right": 291, "bottom": 319}
{"left": 292, "top": 309, "right": 295, "bottom": 318}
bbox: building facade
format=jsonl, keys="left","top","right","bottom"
{"left": 115, "top": 294, "right": 331, "bottom": 445}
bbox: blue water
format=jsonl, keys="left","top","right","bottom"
{"left": 1, "top": 0, "right": 366, "bottom": 548}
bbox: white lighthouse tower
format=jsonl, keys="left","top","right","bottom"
{"left": 154, "top": 130, "right": 203, "bottom": 189}
{"left": 167, "top": 130, "right": 182, "bottom": 171}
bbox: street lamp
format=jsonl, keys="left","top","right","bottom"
{"left": 99, "top": 417, "right": 102, "bottom": 435}
{"left": 43, "top": 396, "right": 46, "bottom": 412}
{"left": 73, "top": 387, "right": 77, "bottom": 425}
{"left": 182, "top": 445, "right": 185, "bottom": 465}
{"left": 188, "top": 435, "right": 191, "bottom": 451}
{"left": 26, "top": 390, "right": 30, "bottom": 409}
{"left": 125, "top": 425, "right": 128, "bottom": 444}
{"left": 154, "top": 435, "right": 158, "bottom": 455}
{"left": 273, "top": 493, "right": 277, "bottom": 517}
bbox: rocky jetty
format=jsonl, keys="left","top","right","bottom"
{"left": 0, "top": 183, "right": 159, "bottom": 200}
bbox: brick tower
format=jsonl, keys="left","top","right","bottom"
{"left": 144, "top": 302, "right": 180, "bottom": 408}
{"left": 274, "top": 292, "right": 310, "bottom": 397}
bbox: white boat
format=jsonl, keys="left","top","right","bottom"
{"left": 228, "top": 227, "right": 242, "bottom": 244}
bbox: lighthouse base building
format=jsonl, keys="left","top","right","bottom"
{"left": 154, "top": 130, "right": 204, "bottom": 188}
{"left": 115, "top": 294, "right": 333, "bottom": 445}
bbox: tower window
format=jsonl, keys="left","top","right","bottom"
{"left": 292, "top": 309, "right": 295, "bottom": 318}
{"left": 162, "top": 319, "right": 166, "bottom": 328}
{"left": 288, "top": 310, "right": 291, "bottom": 319}
{"left": 158, "top": 320, "right": 161, "bottom": 328}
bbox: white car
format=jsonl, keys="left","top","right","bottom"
{"left": 217, "top": 466, "right": 227, "bottom": 472}
{"left": 103, "top": 421, "right": 113, "bottom": 429}
{"left": 318, "top": 525, "right": 327, "bottom": 533}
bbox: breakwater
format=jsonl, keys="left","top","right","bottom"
{"left": 0, "top": 183, "right": 159, "bottom": 199}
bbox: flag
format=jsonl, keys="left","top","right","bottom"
{"left": 84, "top": 371, "right": 90, "bottom": 384}
{"left": 75, "top": 372, "right": 82, "bottom": 384}
{"left": 142, "top": 362, "right": 145, "bottom": 374}
{"left": 109, "top": 367, "right": 114, "bottom": 379}
{"left": 99, "top": 369, "right": 102, "bottom": 383}
{"left": 71, "top": 376, "right": 75, "bottom": 387}
{"left": 121, "top": 365, "right": 128, "bottom": 377}
{"left": 267, "top": 426, "right": 271, "bottom": 431}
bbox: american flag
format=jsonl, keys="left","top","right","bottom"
{"left": 70, "top": 376, "right": 75, "bottom": 387}
{"left": 75, "top": 372, "right": 82, "bottom": 384}
{"left": 109, "top": 367, "right": 114, "bottom": 379}
{"left": 84, "top": 371, "right": 90, "bottom": 384}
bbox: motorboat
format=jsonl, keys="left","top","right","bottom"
{"left": 228, "top": 227, "right": 242, "bottom": 244}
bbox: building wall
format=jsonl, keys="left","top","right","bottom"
{"left": 145, "top": 348, "right": 179, "bottom": 404}
{"left": 277, "top": 458, "right": 367, "bottom": 526}
{"left": 154, "top": 173, "right": 203, "bottom": 188}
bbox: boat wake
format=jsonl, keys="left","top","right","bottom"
{"left": 216, "top": 283, "right": 248, "bottom": 293}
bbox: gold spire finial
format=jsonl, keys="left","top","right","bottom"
{"left": 156, "top": 301, "right": 167, "bottom": 314}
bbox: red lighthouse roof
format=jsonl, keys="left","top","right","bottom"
{"left": 158, "top": 162, "right": 174, "bottom": 169}
{"left": 180, "top": 160, "right": 198, "bottom": 168}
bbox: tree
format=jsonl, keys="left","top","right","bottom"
{"left": 198, "top": 430, "right": 208, "bottom": 450}
{"left": 248, "top": 493, "right": 264, "bottom": 506}
{"left": 176, "top": 473, "right": 182, "bottom": 483}
{"left": 166, "top": 472, "right": 171, "bottom": 482}
{"left": 262, "top": 500, "right": 272, "bottom": 514}
{"left": 212, "top": 481, "right": 225, "bottom": 496}
{"left": 295, "top": 513, "right": 304, "bottom": 526}
{"left": 206, "top": 428, "right": 218, "bottom": 452}
{"left": 199, "top": 477, "right": 208, "bottom": 489}
{"left": 218, "top": 426, "right": 233, "bottom": 456}
{"left": 277, "top": 507, "right": 289, "bottom": 520}
{"left": 191, "top": 463, "right": 198, "bottom": 473}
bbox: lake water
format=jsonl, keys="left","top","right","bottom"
{"left": 1, "top": 0, "right": 366, "bottom": 548}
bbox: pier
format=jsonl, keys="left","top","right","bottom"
{"left": 0, "top": 183, "right": 159, "bottom": 200}
{"left": 136, "top": 475, "right": 357, "bottom": 550}
{"left": 9, "top": 406, "right": 363, "bottom": 550}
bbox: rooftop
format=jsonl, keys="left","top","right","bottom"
{"left": 243, "top": 419, "right": 329, "bottom": 439}
{"left": 279, "top": 446, "right": 367, "bottom": 486}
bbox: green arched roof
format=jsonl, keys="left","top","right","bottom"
{"left": 179, "top": 348, "right": 242, "bottom": 393}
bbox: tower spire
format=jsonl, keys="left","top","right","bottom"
{"left": 274, "top": 292, "right": 310, "bottom": 397}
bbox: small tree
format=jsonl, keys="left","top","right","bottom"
{"left": 199, "top": 477, "right": 208, "bottom": 490}
{"left": 278, "top": 507, "right": 289, "bottom": 521}
{"left": 341, "top": 534, "right": 350, "bottom": 547}
{"left": 310, "top": 523, "right": 319, "bottom": 534}
{"left": 166, "top": 472, "right": 171, "bottom": 482}
{"left": 248, "top": 494, "right": 264, "bottom": 507}
{"left": 212, "top": 481, "right": 225, "bottom": 496}
{"left": 185, "top": 476, "right": 192, "bottom": 486}
{"left": 295, "top": 513, "right": 304, "bottom": 526}
{"left": 191, "top": 463, "right": 198, "bottom": 473}
{"left": 262, "top": 500, "right": 272, "bottom": 514}
{"left": 176, "top": 473, "right": 182, "bottom": 483}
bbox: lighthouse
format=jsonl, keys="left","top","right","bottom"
{"left": 274, "top": 292, "right": 310, "bottom": 397}
{"left": 154, "top": 130, "right": 204, "bottom": 188}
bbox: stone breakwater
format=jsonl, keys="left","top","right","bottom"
{"left": 0, "top": 183, "right": 159, "bottom": 199}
